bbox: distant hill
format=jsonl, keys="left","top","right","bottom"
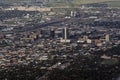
{"left": 0, "top": 0, "right": 33, "bottom": 3}
{"left": 0, "top": 0, "right": 120, "bottom": 7}
{"left": 103, "top": 1, "right": 120, "bottom": 7}
{"left": 45, "top": 0, "right": 120, "bottom": 7}
{"left": 73, "top": 0, "right": 118, "bottom": 4}
{"left": 0, "top": 0, "right": 119, "bottom": 4}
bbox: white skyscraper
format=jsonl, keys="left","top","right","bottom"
{"left": 60, "top": 27, "right": 70, "bottom": 43}
{"left": 105, "top": 34, "right": 110, "bottom": 42}
{"left": 64, "top": 27, "right": 67, "bottom": 40}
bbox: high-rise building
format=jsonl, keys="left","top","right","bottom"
{"left": 64, "top": 27, "right": 67, "bottom": 40}
{"left": 105, "top": 34, "right": 110, "bottom": 42}
{"left": 83, "top": 36, "right": 88, "bottom": 41}
{"left": 61, "top": 27, "right": 70, "bottom": 43}
{"left": 62, "top": 27, "right": 69, "bottom": 39}
{"left": 70, "top": 11, "right": 77, "bottom": 17}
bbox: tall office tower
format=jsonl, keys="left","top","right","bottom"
{"left": 71, "top": 11, "right": 74, "bottom": 17}
{"left": 105, "top": 34, "right": 110, "bottom": 42}
{"left": 83, "top": 36, "right": 88, "bottom": 41}
{"left": 63, "top": 27, "right": 69, "bottom": 39}
{"left": 64, "top": 27, "right": 67, "bottom": 40}
{"left": 61, "top": 27, "right": 70, "bottom": 43}
{"left": 70, "top": 11, "right": 77, "bottom": 17}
